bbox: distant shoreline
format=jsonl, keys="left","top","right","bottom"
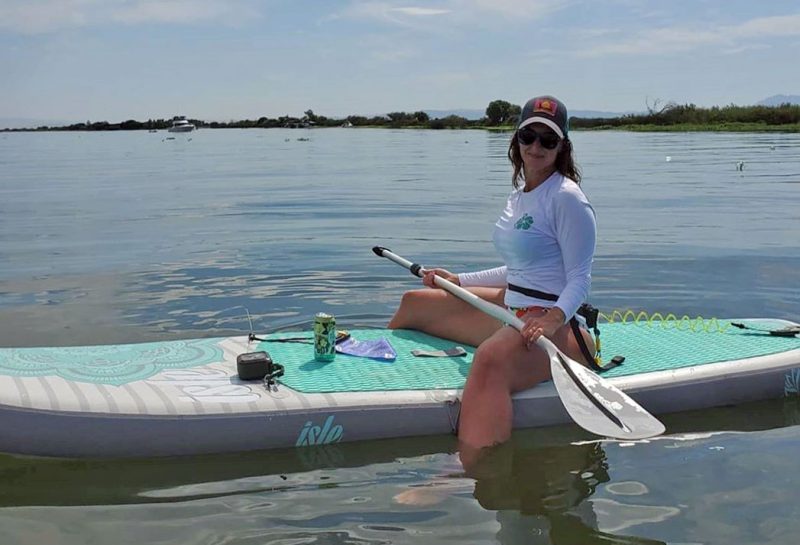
{"left": 4, "top": 123, "right": 800, "bottom": 133}
{"left": 582, "top": 122, "right": 800, "bottom": 133}
{"left": 3, "top": 101, "right": 800, "bottom": 133}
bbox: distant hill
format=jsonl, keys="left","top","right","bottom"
{"left": 757, "top": 95, "right": 800, "bottom": 106}
{"left": 423, "top": 108, "right": 628, "bottom": 120}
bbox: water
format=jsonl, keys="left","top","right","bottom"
{"left": 1, "top": 128, "right": 799, "bottom": 543}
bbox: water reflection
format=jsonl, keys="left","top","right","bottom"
{"left": 468, "top": 442, "right": 616, "bottom": 543}
{"left": 393, "top": 440, "right": 669, "bottom": 544}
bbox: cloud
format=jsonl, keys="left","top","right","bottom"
{"left": 338, "top": 0, "right": 571, "bottom": 27}
{"left": 334, "top": 2, "right": 455, "bottom": 31}
{"left": 390, "top": 7, "right": 450, "bottom": 16}
{"left": 734, "top": 13, "right": 800, "bottom": 38}
{"left": 339, "top": 2, "right": 445, "bottom": 26}
{"left": 458, "top": 0, "right": 569, "bottom": 19}
{"left": 721, "top": 43, "right": 771, "bottom": 56}
{"left": 111, "top": 0, "right": 254, "bottom": 25}
{"left": 0, "top": 0, "right": 260, "bottom": 34}
{"left": 0, "top": 0, "right": 93, "bottom": 33}
{"left": 576, "top": 13, "right": 800, "bottom": 58}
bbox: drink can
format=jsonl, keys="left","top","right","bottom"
{"left": 313, "top": 312, "right": 336, "bottom": 362}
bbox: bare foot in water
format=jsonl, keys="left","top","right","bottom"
{"left": 393, "top": 479, "right": 472, "bottom": 506}
{"left": 392, "top": 453, "right": 470, "bottom": 506}
{"left": 392, "top": 444, "right": 513, "bottom": 506}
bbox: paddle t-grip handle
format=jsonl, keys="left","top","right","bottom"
{"left": 372, "top": 246, "right": 424, "bottom": 277}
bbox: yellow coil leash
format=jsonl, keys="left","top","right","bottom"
{"left": 600, "top": 310, "right": 732, "bottom": 333}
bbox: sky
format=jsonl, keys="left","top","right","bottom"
{"left": 1, "top": 0, "right": 799, "bottom": 124}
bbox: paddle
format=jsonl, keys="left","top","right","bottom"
{"left": 373, "top": 246, "right": 665, "bottom": 441}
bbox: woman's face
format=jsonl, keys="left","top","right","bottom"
{"left": 517, "top": 123, "right": 562, "bottom": 171}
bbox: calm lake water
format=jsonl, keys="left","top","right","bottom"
{"left": 1, "top": 128, "right": 799, "bottom": 544}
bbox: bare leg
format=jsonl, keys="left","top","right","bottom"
{"left": 388, "top": 287, "right": 505, "bottom": 347}
{"left": 458, "top": 308, "right": 595, "bottom": 451}
{"left": 389, "top": 288, "right": 596, "bottom": 465}
{"left": 457, "top": 325, "right": 551, "bottom": 449}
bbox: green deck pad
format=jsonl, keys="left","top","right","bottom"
{"left": 600, "top": 319, "right": 800, "bottom": 379}
{"left": 257, "top": 329, "right": 475, "bottom": 393}
{"left": 259, "top": 321, "right": 800, "bottom": 393}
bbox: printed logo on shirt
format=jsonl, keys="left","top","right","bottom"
{"left": 515, "top": 213, "right": 534, "bottom": 230}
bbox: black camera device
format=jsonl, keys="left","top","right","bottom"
{"left": 236, "top": 351, "right": 283, "bottom": 383}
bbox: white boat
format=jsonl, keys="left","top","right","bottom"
{"left": 167, "top": 118, "right": 195, "bottom": 133}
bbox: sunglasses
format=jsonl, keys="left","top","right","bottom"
{"left": 517, "top": 128, "right": 561, "bottom": 149}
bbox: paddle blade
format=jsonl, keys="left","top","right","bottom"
{"left": 549, "top": 352, "right": 665, "bottom": 440}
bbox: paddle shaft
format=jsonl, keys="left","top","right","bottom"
{"left": 373, "top": 246, "right": 563, "bottom": 352}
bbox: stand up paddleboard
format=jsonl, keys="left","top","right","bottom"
{"left": 1, "top": 319, "right": 799, "bottom": 458}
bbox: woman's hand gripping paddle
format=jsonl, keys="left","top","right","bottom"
{"left": 373, "top": 246, "right": 665, "bottom": 441}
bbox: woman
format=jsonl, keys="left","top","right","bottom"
{"left": 388, "top": 95, "right": 597, "bottom": 451}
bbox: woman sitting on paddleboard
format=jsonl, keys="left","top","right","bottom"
{"left": 388, "top": 95, "right": 597, "bottom": 452}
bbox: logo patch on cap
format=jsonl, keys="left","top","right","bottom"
{"left": 533, "top": 98, "right": 558, "bottom": 116}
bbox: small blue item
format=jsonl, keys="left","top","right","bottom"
{"left": 335, "top": 337, "right": 397, "bottom": 361}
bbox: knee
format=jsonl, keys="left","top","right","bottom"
{"left": 469, "top": 341, "right": 516, "bottom": 388}
{"left": 388, "top": 289, "right": 443, "bottom": 329}
{"left": 399, "top": 288, "right": 436, "bottom": 308}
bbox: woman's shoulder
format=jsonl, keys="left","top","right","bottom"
{"left": 551, "top": 175, "right": 595, "bottom": 223}
{"left": 552, "top": 174, "right": 590, "bottom": 202}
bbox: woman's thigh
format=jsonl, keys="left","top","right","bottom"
{"left": 479, "top": 308, "right": 596, "bottom": 393}
{"left": 474, "top": 325, "right": 553, "bottom": 392}
{"left": 391, "top": 287, "right": 506, "bottom": 347}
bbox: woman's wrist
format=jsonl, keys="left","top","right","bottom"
{"left": 548, "top": 306, "right": 567, "bottom": 325}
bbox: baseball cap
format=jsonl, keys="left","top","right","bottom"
{"left": 517, "top": 96, "right": 568, "bottom": 138}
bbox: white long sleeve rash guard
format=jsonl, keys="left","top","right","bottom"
{"left": 457, "top": 172, "right": 596, "bottom": 322}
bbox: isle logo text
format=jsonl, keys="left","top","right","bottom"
{"left": 296, "top": 415, "right": 344, "bottom": 446}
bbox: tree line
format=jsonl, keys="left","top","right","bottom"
{"left": 0, "top": 101, "right": 524, "bottom": 132}
{"left": 3, "top": 100, "right": 799, "bottom": 132}
{"left": 572, "top": 101, "right": 800, "bottom": 129}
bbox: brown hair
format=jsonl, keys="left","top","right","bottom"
{"left": 507, "top": 132, "right": 582, "bottom": 188}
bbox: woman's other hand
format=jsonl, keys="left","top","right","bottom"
{"left": 421, "top": 268, "right": 460, "bottom": 289}
{"left": 520, "top": 307, "right": 566, "bottom": 346}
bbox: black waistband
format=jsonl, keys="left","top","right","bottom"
{"left": 506, "top": 283, "right": 558, "bottom": 302}
{"left": 508, "top": 283, "right": 623, "bottom": 373}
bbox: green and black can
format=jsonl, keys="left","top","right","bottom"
{"left": 313, "top": 312, "right": 336, "bottom": 362}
